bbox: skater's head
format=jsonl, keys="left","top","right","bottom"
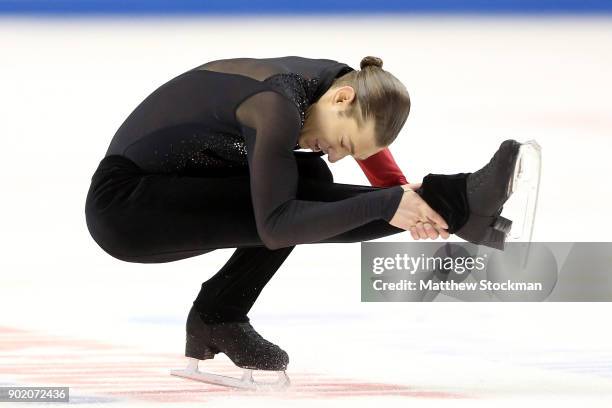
{"left": 299, "top": 56, "right": 410, "bottom": 163}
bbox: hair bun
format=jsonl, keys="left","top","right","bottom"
{"left": 360, "top": 56, "right": 383, "bottom": 70}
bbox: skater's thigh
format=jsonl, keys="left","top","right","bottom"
{"left": 86, "top": 167, "right": 264, "bottom": 263}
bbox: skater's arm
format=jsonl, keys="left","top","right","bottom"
{"left": 236, "top": 91, "right": 405, "bottom": 250}
{"left": 354, "top": 147, "right": 408, "bottom": 187}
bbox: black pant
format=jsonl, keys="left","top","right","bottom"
{"left": 85, "top": 153, "right": 404, "bottom": 323}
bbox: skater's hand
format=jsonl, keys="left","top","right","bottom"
{"left": 389, "top": 183, "right": 450, "bottom": 241}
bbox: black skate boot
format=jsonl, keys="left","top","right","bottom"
{"left": 415, "top": 139, "right": 525, "bottom": 250}
{"left": 185, "top": 305, "right": 289, "bottom": 371}
{"left": 170, "top": 305, "right": 290, "bottom": 390}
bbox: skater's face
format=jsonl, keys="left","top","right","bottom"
{"left": 300, "top": 85, "right": 383, "bottom": 164}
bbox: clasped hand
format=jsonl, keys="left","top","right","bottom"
{"left": 388, "top": 183, "right": 450, "bottom": 241}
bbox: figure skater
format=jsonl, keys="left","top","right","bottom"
{"left": 85, "top": 55, "right": 525, "bottom": 389}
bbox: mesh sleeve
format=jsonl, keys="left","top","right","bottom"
{"left": 236, "top": 90, "right": 405, "bottom": 250}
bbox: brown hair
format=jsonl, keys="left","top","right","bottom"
{"left": 331, "top": 56, "right": 411, "bottom": 147}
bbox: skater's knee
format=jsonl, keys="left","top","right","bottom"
{"left": 295, "top": 154, "right": 333, "bottom": 184}
{"left": 317, "top": 162, "right": 334, "bottom": 184}
{"left": 85, "top": 203, "right": 142, "bottom": 263}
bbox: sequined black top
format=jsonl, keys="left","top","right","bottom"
{"left": 104, "top": 56, "right": 404, "bottom": 249}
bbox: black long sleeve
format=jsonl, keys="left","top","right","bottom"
{"left": 237, "top": 90, "right": 404, "bottom": 250}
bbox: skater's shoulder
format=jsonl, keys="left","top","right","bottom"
{"left": 235, "top": 89, "right": 302, "bottom": 131}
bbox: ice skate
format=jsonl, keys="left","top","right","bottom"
{"left": 416, "top": 139, "right": 542, "bottom": 250}
{"left": 170, "top": 306, "right": 290, "bottom": 391}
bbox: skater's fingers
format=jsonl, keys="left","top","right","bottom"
{"left": 415, "top": 222, "right": 429, "bottom": 239}
{"left": 409, "top": 226, "right": 420, "bottom": 240}
{"left": 422, "top": 209, "right": 448, "bottom": 230}
{"left": 423, "top": 223, "right": 439, "bottom": 240}
{"left": 438, "top": 228, "right": 450, "bottom": 240}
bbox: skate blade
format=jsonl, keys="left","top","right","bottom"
{"left": 505, "top": 140, "right": 542, "bottom": 242}
{"left": 170, "top": 358, "right": 290, "bottom": 391}
{"left": 509, "top": 140, "right": 541, "bottom": 196}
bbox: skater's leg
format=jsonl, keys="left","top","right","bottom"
{"left": 85, "top": 155, "right": 263, "bottom": 263}
{"left": 193, "top": 245, "right": 295, "bottom": 323}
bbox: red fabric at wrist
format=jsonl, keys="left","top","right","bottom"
{"left": 355, "top": 147, "right": 408, "bottom": 187}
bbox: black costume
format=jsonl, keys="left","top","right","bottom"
{"left": 85, "top": 56, "right": 407, "bottom": 323}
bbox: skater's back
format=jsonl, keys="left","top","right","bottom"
{"left": 104, "top": 56, "right": 356, "bottom": 174}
